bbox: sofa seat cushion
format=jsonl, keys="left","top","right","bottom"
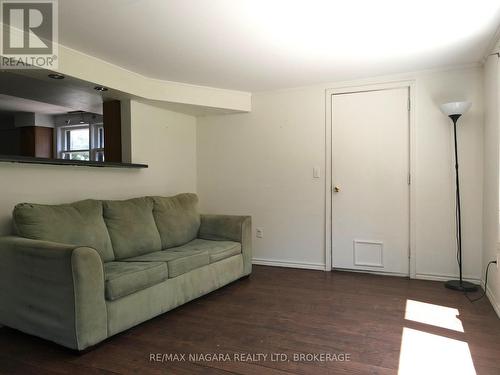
{"left": 13, "top": 200, "right": 115, "bottom": 262}
{"left": 151, "top": 194, "right": 200, "bottom": 249}
{"left": 172, "top": 238, "right": 241, "bottom": 263}
{"left": 103, "top": 197, "right": 162, "bottom": 260}
{"left": 104, "top": 261, "right": 168, "bottom": 301}
{"left": 125, "top": 248, "right": 210, "bottom": 278}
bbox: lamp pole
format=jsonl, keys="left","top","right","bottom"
{"left": 451, "top": 114, "right": 463, "bottom": 284}
{"left": 444, "top": 111, "right": 478, "bottom": 292}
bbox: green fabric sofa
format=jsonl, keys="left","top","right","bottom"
{"left": 0, "top": 193, "right": 251, "bottom": 350}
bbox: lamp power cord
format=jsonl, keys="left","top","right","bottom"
{"left": 465, "top": 260, "right": 497, "bottom": 302}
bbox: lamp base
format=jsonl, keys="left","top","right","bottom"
{"left": 444, "top": 280, "right": 479, "bottom": 292}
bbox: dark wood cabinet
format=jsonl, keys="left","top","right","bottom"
{"left": 103, "top": 100, "right": 122, "bottom": 163}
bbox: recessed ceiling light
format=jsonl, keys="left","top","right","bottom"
{"left": 48, "top": 73, "right": 65, "bottom": 80}
{"left": 94, "top": 86, "right": 108, "bottom": 92}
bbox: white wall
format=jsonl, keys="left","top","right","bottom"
{"left": 198, "top": 86, "right": 326, "bottom": 269}
{"left": 197, "top": 66, "right": 484, "bottom": 280}
{"left": 0, "top": 100, "right": 197, "bottom": 235}
{"left": 482, "top": 53, "right": 500, "bottom": 315}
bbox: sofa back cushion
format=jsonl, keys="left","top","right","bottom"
{"left": 13, "top": 199, "right": 115, "bottom": 262}
{"left": 103, "top": 197, "right": 161, "bottom": 259}
{"left": 151, "top": 193, "right": 200, "bottom": 249}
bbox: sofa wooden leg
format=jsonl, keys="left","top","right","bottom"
{"left": 69, "top": 342, "right": 102, "bottom": 356}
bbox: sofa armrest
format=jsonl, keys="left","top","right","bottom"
{"left": 0, "top": 236, "right": 107, "bottom": 350}
{"left": 198, "top": 215, "right": 252, "bottom": 276}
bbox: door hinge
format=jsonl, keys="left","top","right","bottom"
{"left": 408, "top": 97, "right": 411, "bottom": 111}
{"left": 407, "top": 173, "right": 411, "bottom": 185}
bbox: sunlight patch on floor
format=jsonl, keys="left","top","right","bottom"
{"left": 404, "top": 299, "right": 464, "bottom": 332}
{"left": 398, "top": 327, "right": 476, "bottom": 375}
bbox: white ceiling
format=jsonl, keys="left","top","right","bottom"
{"left": 0, "top": 94, "right": 72, "bottom": 114}
{"left": 0, "top": 72, "right": 104, "bottom": 114}
{"left": 59, "top": 0, "right": 500, "bottom": 91}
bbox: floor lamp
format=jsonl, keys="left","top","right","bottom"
{"left": 439, "top": 101, "right": 478, "bottom": 292}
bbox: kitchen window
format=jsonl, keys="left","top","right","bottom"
{"left": 58, "top": 123, "right": 104, "bottom": 161}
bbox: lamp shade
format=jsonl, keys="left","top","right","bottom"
{"left": 440, "top": 101, "right": 471, "bottom": 116}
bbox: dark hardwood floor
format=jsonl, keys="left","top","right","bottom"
{"left": 0, "top": 266, "right": 499, "bottom": 374}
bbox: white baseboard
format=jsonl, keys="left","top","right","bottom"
{"left": 415, "top": 273, "right": 481, "bottom": 283}
{"left": 252, "top": 258, "right": 326, "bottom": 271}
{"left": 333, "top": 267, "right": 408, "bottom": 277}
{"left": 482, "top": 281, "right": 500, "bottom": 319}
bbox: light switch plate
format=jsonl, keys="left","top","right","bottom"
{"left": 313, "top": 167, "right": 320, "bottom": 178}
{"left": 256, "top": 228, "right": 264, "bottom": 238}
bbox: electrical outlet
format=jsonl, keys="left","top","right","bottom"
{"left": 256, "top": 228, "right": 264, "bottom": 238}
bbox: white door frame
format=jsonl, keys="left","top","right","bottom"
{"left": 324, "top": 80, "right": 417, "bottom": 278}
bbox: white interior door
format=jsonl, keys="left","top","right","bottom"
{"left": 331, "top": 87, "right": 410, "bottom": 275}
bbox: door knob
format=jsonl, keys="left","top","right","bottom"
{"left": 334, "top": 185, "right": 340, "bottom": 193}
